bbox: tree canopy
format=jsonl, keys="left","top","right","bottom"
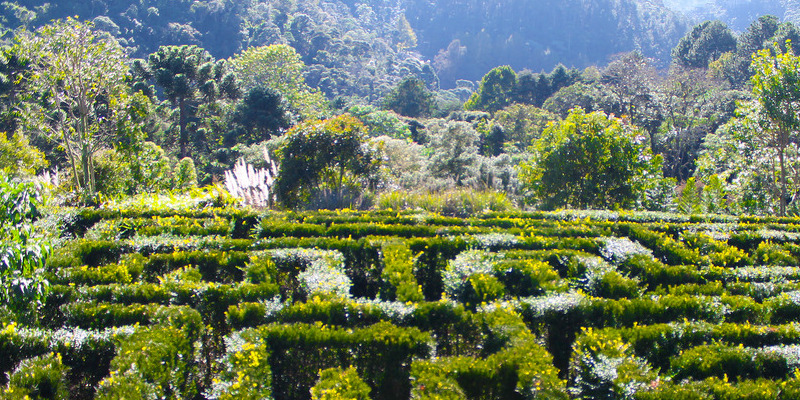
{"left": 138, "top": 45, "right": 239, "bottom": 158}
{"left": 672, "top": 20, "right": 737, "bottom": 69}
{"left": 276, "top": 114, "right": 377, "bottom": 208}
{"left": 228, "top": 44, "right": 326, "bottom": 120}
{"left": 521, "top": 108, "right": 663, "bottom": 210}
{"left": 749, "top": 42, "right": 800, "bottom": 215}
{"left": 18, "top": 18, "right": 130, "bottom": 196}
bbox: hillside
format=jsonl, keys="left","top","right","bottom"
{"left": 403, "top": 0, "right": 687, "bottom": 85}
{"left": 0, "top": 0, "right": 687, "bottom": 88}
{"left": 664, "top": 0, "right": 800, "bottom": 30}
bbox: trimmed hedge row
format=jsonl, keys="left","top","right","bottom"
{"left": 240, "top": 321, "right": 432, "bottom": 400}
{"left": 574, "top": 321, "right": 800, "bottom": 372}
{"left": 59, "top": 281, "right": 278, "bottom": 329}
{"left": 411, "top": 308, "right": 567, "bottom": 400}
{"left": 24, "top": 208, "right": 800, "bottom": 399}
{"left": 0, "top": 324, "right": 123, "bottom": 389}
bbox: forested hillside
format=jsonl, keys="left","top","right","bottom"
{"left": 404, "top": 0, "right": 687, "bottom": 86}
{"left": 0, "top": 0, "right": 687, "bottom": 87}
{"left": 1, "top": 5, "right": 799, "bottom": 215}
{"left": 665, "top": 0, "right": 800, "bottom": 31}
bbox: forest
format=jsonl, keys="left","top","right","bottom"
{"left": 1, "top": 0, "right": 800, "bottom": 217}
{"left": 6, "top": 0, "right": 800, "bottom": 398}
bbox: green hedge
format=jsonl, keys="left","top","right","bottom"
{"left": 228, "top": 298, "right": 495, "bottom": 359}
{"left": 380, "top": 241, "right": 423, "bottom": 302}
{"left": 411, "top": 308, "right": 567, "bottom": 400}
{"left": 3, "top": 352, "right": 69, "bottom": 400}
{"left": 33, "top": 208, "right": 800, "bottom": 399}
{"left": 103, "top": 326, "right": 199, "bottom": 399}
{"left": 0, "top": 324, "right": 124, "bottom": 393}
{"left": 572, "top": 321, "right": 800, "bottom": 373}
{"left": 634, "top": 377, "right": 800, "bottom": 400}
{"left": 247, "top": 321, "right": 432, "bottom": 400}
{"left": 311, "top": 366, "right": 372, "bottom": 400}
{"left": 670, "top": 343, "right": 796, "bottom": 382}
{"left": 143, "top": 250, "right": 250, "bottom": 283}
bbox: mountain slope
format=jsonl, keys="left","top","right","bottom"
{"left": 664, "top": 0, "right": 798, "bottom": 31}
{"left": 1, "top": 0, "right": 688, "bottom": 90}
{"left": 403, "top": 0, "right": 688, "bottom": 86}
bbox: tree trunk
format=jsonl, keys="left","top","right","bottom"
{"left": 63, "top": 129, "right": 81, "bottom": 191}
{"left": 82, "top": 146, "right": 91, "bottom": 195}
{"left": 779, "top": 127, "right": 788, "bottom": 217}
{"left": 179, "top": 98, "right": 189, "bottom": 158}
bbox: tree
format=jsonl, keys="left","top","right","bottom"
{"left": 347, "top": 105, "right": 412, "bottom": 140}
{"left": 656, "top": 66, "right": 735, "bottom": 181}
{"left": 712, "top": 16, "right": 785, "bottom": 88}
{"left": 514, "top": 66, "right": 581, "bottom": 107}
{"left": 18, "top": 18, "right": 129, "bottom": 196}
{"left": 738, "top": 16, "right": 781, "bottom": 56}
{"left": 382, "top": 76, "right": 434, "bottom": 118}
{"left": 520, "top": 108, "right": 663, "bottom": 210}
{"left": 392, "top": 14, "right": 417, "bottom": 50}
{"left": 464, "top": 66, "right": 517, "bottom": 114}
{"left": 138, "top": 45, "right": 239, "bottom": 158}
{"left": 542, "top": 82, "right": 618, "bottom": 118}
{"left": 228, "top": 44, "right": 326, "bottom": 120}
{"left": 601, "top": 52, "right": 660, "bottom": 139}
{"left": 425, "top": 120, "right": 480, "bottom": 186}
{"left": 694, "top": 102, "right": 786, "bottom": 215}
{"left": 750, "top": 43, "right": 800, "bottom": 216}
{"left": 0, "top": 45, "right": 32, "bottom": 134}
{"left": 490, "top": 104, "right": 558, "bottom": 152}
{"left": 276, "top": 114, "right": 378, "bottom": 208}
{"left": 672, "top": 20, "right": 736, "bottom": 69}
{"left": 227, "top": 86, "right": 291, "bottom": 146}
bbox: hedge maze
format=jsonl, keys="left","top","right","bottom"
{"left": 7, "top": 207, "right": 800, "bottom": 399}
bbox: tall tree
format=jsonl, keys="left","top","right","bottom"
{"left": 672, "top": 20, "right": 736, "bottom": 69}
{"left": 750, "top": 43, "right": 800, "bottom": 216}
{"left": 713, "top": 16, "right": 790, "bottom": 88}
{"left": 695, "top": 101, "right": 795, "bottom": 216}
{"left": 382, "top": 76, "right": 434, "bottom": 118}
{"left": 0, "top": 45, "right": 31, "bottom": 134}
{"left": 18, "top": 18, "right": 129, "bottom": 196}
{"left": 490, "top": 104, "right": 558, "bottom": 152}
{"left": 137, "top": 45, "right": 239, "bottom": 158}
{"left": 464, "top": 66, "right": 518, "bottom": 114}
{"left": 601, "top": 52, "right": 660, "bottom": 140}
{"left": 227, "top": 86, "right": 291, "bottom": 146}
{"left": 657, "top": 66, "right": 733, "bottom": 180}
{"left": 276, "top": 114, "right": 378, "bottom": 208}
{"left": 425, "top": 120, "right": 480, "bottom": 186}
{"left": 228, "top": 44, "right": 326, "bottom": 120}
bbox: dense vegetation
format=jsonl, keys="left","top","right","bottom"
{"left": 670, "top": 0, "right": 800, "bottom": 31}
{"left": 5, "top": 1, "right": 800, "bottom": 398}
{"left": 3, "top": 7, "right": 800, "bottom": 217}
{"left": 6, "top": 190, "right": 800, "bottom": 399}
{"left": 0, "top": 0, "right": 688, "bottom": 87}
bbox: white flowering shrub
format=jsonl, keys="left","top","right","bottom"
{"left": 298, "top": 255, "right": 352, "bottom": 298}
{"left": 521, "top": 291, "right": 587, "bottom": 319}
{"left": 269, "top": 248, "right": 352, "bottom": 298}
{"left": 471, "top": 232, "right": 520, "bottom": 249}
{"left": 442, "top": 250, "right": 500, "bottom": 299}
{"left": 599, "top": 237, "right": 653, "bottom": 264}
